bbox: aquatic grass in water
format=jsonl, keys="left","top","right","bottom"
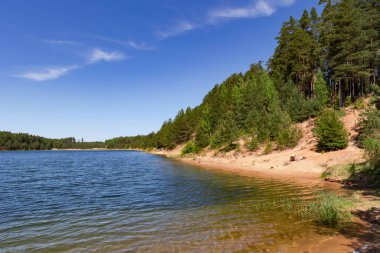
{"left": 254, "top": 192, "right": 354, "bottom": 226}
{"left": 307, "top": 192, "right": 353, "bottom": 226}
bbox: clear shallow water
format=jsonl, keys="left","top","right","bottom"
{"left": 0, "top": 151, "right": 331, "bottom": 252}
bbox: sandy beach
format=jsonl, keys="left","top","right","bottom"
{"left": 150, "top": 107, "right": 364, "bottom": 183}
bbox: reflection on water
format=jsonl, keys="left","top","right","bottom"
{"left": 0, "top": 151, "right": 336, "bottom": 252}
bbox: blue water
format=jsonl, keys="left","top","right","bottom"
{"left": 0, "top": 151, "right": 326, "bottom": 252}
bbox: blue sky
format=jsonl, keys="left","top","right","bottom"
{"left": 0, "top": 0, "right": 319, "bottom": 141}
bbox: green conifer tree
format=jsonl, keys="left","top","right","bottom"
{"left": 314, "top": 110, "right": 348, "bottom": 151}
{"left": 314, "top": 70, "right": 329, "bottom": 108}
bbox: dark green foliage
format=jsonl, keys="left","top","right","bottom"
{"left": 275, "top": 126, "right": 302, "bottom": 150}
{"left": 314, "top": 70, "right": 329, "bottom": 108}
{"left": 270, "top": 0, "right": 379, "bottom": 108}
{"left": 0, "top": 131, "right": 104, "bottom": 150}
{"left": 246, "top": 136, "right": 259, "bottom": 152}
{"left": 269, "top": 12, "right": 318, "bottom": 98}
{"left": 374, "top": 97, "right": 380, "bottom": 110}
{"left": 210, "top": 110, "right": 239, "bottom": 149}
{"left": 319, "top": 0, "right": 379, "bottom": 106}
{"left": 363, "top": 137, "right": 380, "bottom": 167}
{"left": 264, "top": 142, "right": 273, "bottom": 154}
{"left": 181, "top": 142, "right": 200, "bottom": 155}
{"left": 357, "top": 108, "right": 380, "bottom": 147}
{"left": 106, "top": 106, "right": 201, "bottom": 150}
{"left": 358, "top": 107, "right": 380, "bottom": 169}
{"left": 277, "top": 79, "right": 323, "bottom": 122}
{"left": 314, "top": 110, "right": 348, "bottom": 151}
{"left": 194, "top": 105, "right": 212, "bottom": 148}
{"left": 369, "top": 83, "right": 380, "bottom": 96}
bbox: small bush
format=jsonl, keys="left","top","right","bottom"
{"left": 357, "top": 108, "right": 380, "bottom": 147}
{"left": 344, "top": 96, "right": 352, "bottom": 107}
{"left": 264, "top": 142, "right": 273, "bottom": 154}
{"left": 363, "top": 137, "right": 380, "bottom": 166}
{"left": 181, "top": 142, "right": 200, "bottom": 155}
{"left": 369, "top": 83, "right": 380, "bottom": 96}
{"left": 374, "top": 97, "right": 380, "bottom": 110}
{"left": 314, "top": 110, "right": 348, "bottom": 151}
{"left": 246, "top": 137, "right": 259, "bottom": 151}
{"left": 335, "top": 109, "right": 346, "bottom": 117}
{"left": 360, "top": 107, "right": 380, "bottom": 172}
{"left": 354, "top": 97, "right": 366, "bottom": 109}
{"left": 275, "top": 126, "right": 302, "bottom": 150}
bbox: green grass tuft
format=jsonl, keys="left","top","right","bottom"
{"left": 305, "top": 192, "right": 353, "bottom": 226}
{"left": 254, "top": 191, "right": 354, "bottom": 226}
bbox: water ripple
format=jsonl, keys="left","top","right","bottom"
{"left": 0, "top": 151, "right": 325, "bottom": 252}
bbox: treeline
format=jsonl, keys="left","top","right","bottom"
{"left": 0, "top": 131, "right": 105, "bottom": 150}
{"left": 270, "top": 0, "right": 379, "bottom": 107}
{"left": 106, "top": 0, "right": 379, "bottom": 152}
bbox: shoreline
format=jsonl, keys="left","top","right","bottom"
{"left": 148, "top": 107, "right": 365, "bottom": 184}
{"left": 147, "top": 148, "right": 380, "bottom": 253}
{"left": 148, "top": 145, "right": 363, "bottom": 184}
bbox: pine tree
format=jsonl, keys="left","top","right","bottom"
{"left": 210, "top": 110, "right": 239, "bottom": 148}
{"left": 195, "top": 105, "right": 212, "bottom": 148}
{"left": 314, "top": 110, "right": 348, "bottom": 151}
{"left": 314, "top": 70, "right": 329, "bottom": 108}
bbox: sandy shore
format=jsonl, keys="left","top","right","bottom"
{"left": 150, "top": 108, "right": 364, "bottom": 184}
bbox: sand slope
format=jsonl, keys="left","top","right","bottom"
{"left": 151, "top": 107, "right": 364, "bottom": 181}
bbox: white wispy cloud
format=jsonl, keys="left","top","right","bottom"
{"left": 15, "top": 48, "right": 126, "bottom": 81}
{"left": 17, "top": 65, "right": 79, "bottom": 81}
{"left": 88, "top": 48, "right": 126, "bottom": 63}
{"left": 15, "top": 42, "right": 127, "bottom": 81}
{"left": 157, "top": 21, "right": 197, "bottom": 39}
{"left": 159, "top": 0, "right": 296, "bottom": 39}
{"left": 43, "top": 39, "right": 82, "bottom": 46}
{"left": 127, "top": 40, "right": 155, "bottom": 51}
{"left": 87, "top": 35, "right": 155, "bottom": 51}
{"left": 208, "top": 0, "right": 275, "bottom": 22}
{"left": 209, "top": 0, "right": 295, "bottom": 21}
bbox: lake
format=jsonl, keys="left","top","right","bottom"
{"left": 0, "top": 151, "right": 336, "bottom": 252}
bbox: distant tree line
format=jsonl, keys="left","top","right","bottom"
{"left": 105, "top": 0, "right": 379, "bottom": 152}
{"left": 0, "top": 131, "right": 105, "bottom": 150}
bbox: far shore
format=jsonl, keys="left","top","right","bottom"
{"left": 0, "top": 148, "right": 130, "bottom": 151}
